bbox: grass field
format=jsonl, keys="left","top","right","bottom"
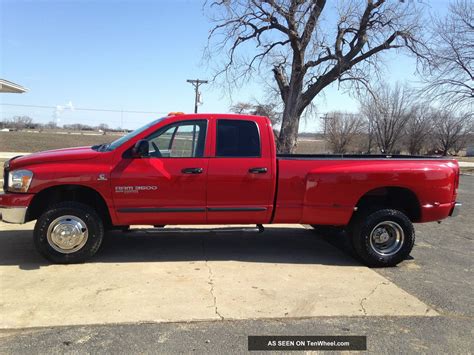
{"left": 456, "top": 156, "right": 474, "bottom": 162}
{"left": 0, "top": 130, "right": 328, "bottom": 154}
{"left": 0, "top": 131, "right": 118, "bottom": 153}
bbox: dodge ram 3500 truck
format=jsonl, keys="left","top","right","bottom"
{"left": 0, "top": 113, "right": 461, "bottom": 266}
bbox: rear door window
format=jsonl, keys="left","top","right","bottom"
{"left": 216, "top": 119, "right": 260, "bottom": 157}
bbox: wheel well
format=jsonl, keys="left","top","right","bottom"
{"left": 27, "top": 185, "right": 111, "bottom": 225}
{"left": 355, "top": 187, "right": 421, "bottom": 222}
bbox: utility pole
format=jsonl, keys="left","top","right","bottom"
{"left": 186, "top": 79, "right": 208, "bottom": 113}
{"left": 321, "top": 113, "right": 329, "bottom": 135}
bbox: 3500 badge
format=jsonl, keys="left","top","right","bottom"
{"left": 115, "top": 186, "right": 158, "bottom": 193}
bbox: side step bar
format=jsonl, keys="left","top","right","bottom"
{"left": 133, "top": 224, "right": 265, "bottom": 234}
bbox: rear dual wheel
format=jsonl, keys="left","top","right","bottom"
{"left": 349, "top": 208, "right": 415, "bottom": 267}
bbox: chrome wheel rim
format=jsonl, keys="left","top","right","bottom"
{"left": 47, "top": 215, "right": 89, "bottom": 254}
{"left": 369, "top": 221, "right": 404, "bottom": 256}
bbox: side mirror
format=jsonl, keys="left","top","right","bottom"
{"left": 132, "top": 140, "right": 149, "bottom": 158}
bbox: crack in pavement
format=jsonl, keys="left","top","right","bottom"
{"left": 201, "top": 239, "right": 224, "bottom": 320}
{"left": 359, "top": 281, "right": 390, "bottom": 315}
{"left": 95, "top": 287, "right": 120, "bottom": 296}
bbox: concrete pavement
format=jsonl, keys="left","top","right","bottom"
{"left": 0, "top": 224, "right": 436, "bottom": 329}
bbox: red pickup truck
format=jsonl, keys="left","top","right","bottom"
{"left": 1, "top": 113, "right": 461, "bottom": 266}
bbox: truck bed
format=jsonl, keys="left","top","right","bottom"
{"left": 272, "top": 155, "right": 459, "bottom": 225}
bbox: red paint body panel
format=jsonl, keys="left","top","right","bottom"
{"left": 111, "top": 157, "right": 209, "bottom": 224}
{"left": 273, "top": 159, "right": 459, "bottom": 224}
{"left": 0, "top": 192, "right": 35, "bottom": 207}
{"left": 2, "top": 113, "right": 459, "bottom": 226}
{"left": 206, "top": 116, "right": 275, "bottom": 223}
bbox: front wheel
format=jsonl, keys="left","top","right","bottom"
{"left": 33, "top": 202, "right": 104, "bottom": 264}
{"left": 349, "top": 208, "right": 415, "bottom": 267}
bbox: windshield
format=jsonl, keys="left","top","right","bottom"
{"left": 104, "top": 117, "right": 167, "bottom": 151}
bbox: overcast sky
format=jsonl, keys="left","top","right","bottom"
{"left": 0, "top": 0, "right": 450, "bottom": 132}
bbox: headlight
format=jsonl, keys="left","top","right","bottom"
{"left": 8, "top": 170, "right": 33, "bottom": 193}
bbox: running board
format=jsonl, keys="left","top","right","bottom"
{"left": 133, "top": 224, "right": 265, "bottom": 234}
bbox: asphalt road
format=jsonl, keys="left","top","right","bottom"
{"left": 0, "top": 176, "right": 473, "bottom": 354}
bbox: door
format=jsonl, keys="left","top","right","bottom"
{"left": 206, "top": 118, "right": 275, "bottom": 224}
{"left": 111, "top": 119, "right": 209, "bottom": 225}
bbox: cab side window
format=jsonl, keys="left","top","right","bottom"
{"left": 216, "top": 119, "right": 261, "bottom": 157}
{"left": 147, "top": 120, "right": 207, "bottom": 158}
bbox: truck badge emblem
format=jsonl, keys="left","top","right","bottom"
{"left": 98, "top": 174, "right": 108, "bottom": 181}
{"left": 115, "top": 186, "right": 158, "bottom": 193}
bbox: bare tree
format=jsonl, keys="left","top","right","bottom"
{"left": 44, "top": 121, "right": 58, "bottom": 129}
{"left": 432, "top": 109, "right": 472, "bottom": 156}
{"left": 97, "top": 123, "right": 110, "bottom": 135}
{"left": 365, "top": 115, "right": 376, "bottom": 154}
{"left": 207, "top": 0, "right": 425, "bottom": 153}
{"left": 0, "top": 119, "right": 8, "bottom": 129}
{"left": 230, "top": 102, "right": 254, "bottom": 114}
{"left": 9, "top": 116, "right": 34, "bottom": 130}
{"left": 404, "top": 103, "right": 433, "bottom": 155}
{"left": 63, "top": 123, "right": 93, "bottom": 131}
{"left": 230, "top": 101, "right": 281, "bottom": 126}
{"left": 326, "top": 111, "right": 364, "bottom": 153}
{"left": 423, "top": 0, "right": 473, "bottom": 108}
{"left": 359, "top": 83, "right": 413, "bottom": 154}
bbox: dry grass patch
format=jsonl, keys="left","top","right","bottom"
{"left": 0, "top": 131, "right": 119, "bottom": 153}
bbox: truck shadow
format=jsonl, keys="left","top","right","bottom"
{"left": 0, "top": 227, "right": 363, "bottom": 270}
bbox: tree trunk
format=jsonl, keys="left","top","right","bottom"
{"left": 277, "top": 110, "right": 300, "bottom": 153}
{"left": 276, "top": 73, "right": 304, "bottom": 154}
{"left": 441, "top": 142, "right": 449, "bottom": 156}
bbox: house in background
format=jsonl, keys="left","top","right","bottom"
{"left": 0, "top": 79, "right": 27, "bottom": 93}
{"left": 0, "top": 79, "right": 28, "bottom": 131}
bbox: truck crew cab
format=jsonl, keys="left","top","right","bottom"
{"left": 1, "top": 113, "right": 461, "bottom": 266}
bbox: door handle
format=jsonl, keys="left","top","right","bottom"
{"left": 182, "top": 167, "right": 203, "bottom": 174}
{"left": 248, "top": 167, "right": 268, "bottom": 174}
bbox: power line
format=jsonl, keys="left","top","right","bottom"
{"left": 1, "top": 103, "right": 166, "bottom": 115}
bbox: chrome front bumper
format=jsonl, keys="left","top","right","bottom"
{"left": 0, "top": 206, "right": 28, "bottom": 224}
{"left": 450, "top": 202, "right": 462, "bottom": 217}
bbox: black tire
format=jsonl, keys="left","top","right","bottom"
{"left": 349, "top": 208, "right": 415, "bottom": 267}
{"left": 33, "top": 202, "right": 104, "bottom": 264}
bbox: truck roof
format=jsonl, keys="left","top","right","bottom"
{"left": 166, "top": 112, "right": 269, "bottom": 121}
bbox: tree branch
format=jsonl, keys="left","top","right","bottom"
{"left": 273, "top": 65, "right": 290, "bottom": 102}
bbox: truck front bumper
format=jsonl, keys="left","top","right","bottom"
{"left": 0, "top": 192, "right": 34, "bottom": 224}
{"left": 0, "top": 206, "right": 28, "bottom": 223}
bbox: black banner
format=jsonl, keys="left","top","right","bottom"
{"left": 248, "top": 336, "right": 367, "bottom": 351}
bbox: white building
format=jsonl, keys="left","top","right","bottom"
{"left": 0, "top": 79, "right": 27, "bottom": 93}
